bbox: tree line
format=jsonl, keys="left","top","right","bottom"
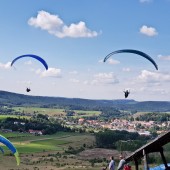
{"left": 0, "top": 114, "right": 72, "bottom": 135}
{"left": 95, "top": 130, "right": 151, "bottom": 151}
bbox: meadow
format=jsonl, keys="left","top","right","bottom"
{"left": 12, "top": 106, "right": 101, "bottom": 118}
{"left": 13, "top": 107, "right": 66, "bottom": 116}
{"left": 0, "top": 131, "right": 99, "bottom": 170}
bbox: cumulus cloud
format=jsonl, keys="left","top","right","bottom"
{"left": 24, "top": 60, "right": 33, "bottom": 65}
{"left": 158, "top": 54, "right": 170, "bottom": 61}
{"left": 17, "top": 80, "right": 31, "bottom": 85}
{"left": 151, "top": 88, "right": 168, "bottom": 95}
{"left": 99, "top": 58, "right": 120, "bottom": 65}
{"left": 122, "top": 67, "right": 131, "bottom": 72}
{"left": 36, "top": 67, "right": 62, "bottom": 78}
{"left": 138, "top": 70, "right": 170, "bottom": 83}
{"left": 28, "top": 11, "right": 99, "bottom": 38}
{"left": 83, "top": 80, "right": 89, "bottom": 85}
{"left": 140, "top": 25, "right": 158, "bottom": 36}
{"left": 98, "top": 59, "right": 104, "bottom": 63}
{"left": 91, "top": 72, "right": 119, "bottom": 85}
{"left": 107, "top": 58, "right": 120, "bottom": 65}
{"left": 69, "top": 78, "right": 80, "bottom": 83}
{"left": 69, "top": 70, "right": 78, "bottom": 75}
{"left": 0, "top": 62, "right": 11, "bottom": 69}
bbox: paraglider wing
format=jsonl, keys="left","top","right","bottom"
{"left": 103, "top": 49, "right": 158, "bottom": 70}
{"left": 0, "top": 146, "right": 4, "bottom": 154}
{"left": 11, "top": 54, "right": 48, "bottom": 70}
{"left": 0, "top": 135, "right": 20, "bottom": 165}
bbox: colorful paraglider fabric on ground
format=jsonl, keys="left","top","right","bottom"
{"left": 0, "top": 135, "right": 20, "bottom": 165}
{"left": 11, "top": 54, "right": 48, "bottom": 70}
{"left": 103, "top": 49, "right": 158, "bottom": 70}
{"left": 149, "top": 163, "right": 170, "bottom": 170}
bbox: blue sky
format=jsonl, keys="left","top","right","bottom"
{"left": 0, "top": 0, "right": 170, "bottom": 101}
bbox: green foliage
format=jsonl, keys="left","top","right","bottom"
{"left": 0, "top": 114, "right": 72, "bottom": 135}
{"left": 115, "top": 140, "right": 146, "bottom": 152}
{"left": 95, "top": 130, "right": 149, "bottom": 149}
{"left": 136, "top": 112, "right": 170, "bottom": 122}
{"left": 65, "top": 145, "right": 85, "bottom": 154}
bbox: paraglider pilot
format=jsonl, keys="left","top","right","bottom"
{"left": 123, "top": 90, "right": 130, "bottom": 98}
{"left": 26, "top": 88, "right": 31, "bottom": 92}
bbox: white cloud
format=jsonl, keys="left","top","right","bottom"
{"left": 24, "top": 60, "right": 33, "bottom": 65}
{"left": 17, "top": 80, "right": 31, "bottom": 85}
{"left": 122, "top": 67, "right": 131, "bottom": 72}
{"left": 140, "top": 0, "right": 152, "bottom": 3}
{"left": 92, "top": 72, "right": 119, "bottom": 85}
{"left": 0, "top": 62, "right": 11, "bottom": 69}
{"left": 138, "top": 70, "right": 170, "bottom": 83}
{"left": 36, "top": 67, "right": 62, "bottom": 78}
{"left": 158, "top": 54, "right": 170, "bottom": 61}
{"left": 28, "top": 11, "right": 99, "bottom": 38}
{"left": 107, "top": 58, "right": 120, "bottom": 65}
{"left": 83, "top": 80, "right": 89, "bottom": 85}
{"left": 69, "top": 70, "right": 78, "bottom": 75}
{"left": 140, "top": 25, "right": 158, "bottom": 36}
{"left": 98, "top": 59, "right": 104, "bottom": 63}
{"left": 69, "top": 78, "right": 80, "bottom": 83}
{"left": 151, "top": 88, "right": 168, "bottom": 95}
{"left": 99, "top": 58, "right": 120, "bottom": 65}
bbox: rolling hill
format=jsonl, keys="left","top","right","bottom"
{"left": 0, "top": 90, "right": 170, "bottom": 112}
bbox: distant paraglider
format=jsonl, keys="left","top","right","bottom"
{"left": 103, "top": 49, "right": 158, "bottom": 70}
{"left": 123, "top": 90, "right": 130, "bottom": 98}
{"left": 26, "top": 87, "right": 31, "bottom": 93}
{"left": 0, "top": 135, "right": 20, "bottom": 165}
{"left": 103, "top": 49, "right": 158, "bottom": 98}
{"left": 11, "top": 54, "right": 48, "bottom": 70}
{"left": 11, "top": 54, "right": 48, "bottom": 93}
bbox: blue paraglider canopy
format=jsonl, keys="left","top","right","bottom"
{"left": 103, "top": 49, "right": 158, "bottom": 70}
{"left": 0, "top": 135, "right": 20, "bottom": 165}
{"left": 150, "top": 164, "right": 170, "bottom": 170}
{"left": 11, "top": 54, "right": 48, "bottom": 70}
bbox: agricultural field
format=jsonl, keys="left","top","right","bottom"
{"left": 1, "top": 131, "right": 110, "bottom": 170}
{"left": 12, "top": 107, "right": 66, "bottom": 116}
{"left": 73, "top": 110, "right": 101, "bottom": 118}
{"left": 12, "top": 106, "right": 101, "bottom": 118}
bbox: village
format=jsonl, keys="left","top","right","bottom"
{"left": 65, "top": 117, "right": 170, "bottom": 136}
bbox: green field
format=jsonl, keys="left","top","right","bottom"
{"left": 0, "top": 131, "right": 97, "bottom": 169}
{"left": 74, "top": 110, "right": 101, "bottom": 117}
{"left": 13, "top": 107, "right": 66, "bottom": 116}
{"left": 12, "top": 106, "right": 101, "bottom": 117}
{"left": 1, "top": 132, "right": 95, "bottom": 154}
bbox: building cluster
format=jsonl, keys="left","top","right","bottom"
{"left": 66, "top": 118, "right": 170, "bottom": 135}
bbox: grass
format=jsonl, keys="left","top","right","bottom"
{"left": 15, "top": 143, "right": 63, "bottom": 153}
{"left": 30, "top": 139, "right": 71, "bottom": 146}
{"left": 12, "top": 106, "right": 101, "bottom": 118}
{"left": 0, "top": 131, "right": 33, "bottom": 138}
{"left": 74, "top": 110, "right": 101, "bottom": 117}
{"left": 12, "top": 107, "right": 66, "bottom": 116}
{"left": 0, "top": 132, "right": 95, "bottom": 154}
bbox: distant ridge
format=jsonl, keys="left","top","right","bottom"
{"left": 0, "top": 90, "right": 170, "bottom": 112}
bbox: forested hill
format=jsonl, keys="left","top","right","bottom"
{"left": 0, "top": 90, "right": 170, "bottom": 112}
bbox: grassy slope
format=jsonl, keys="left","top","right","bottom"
{"left": 1, "top": 132, "right": 95, "bottom": 154}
